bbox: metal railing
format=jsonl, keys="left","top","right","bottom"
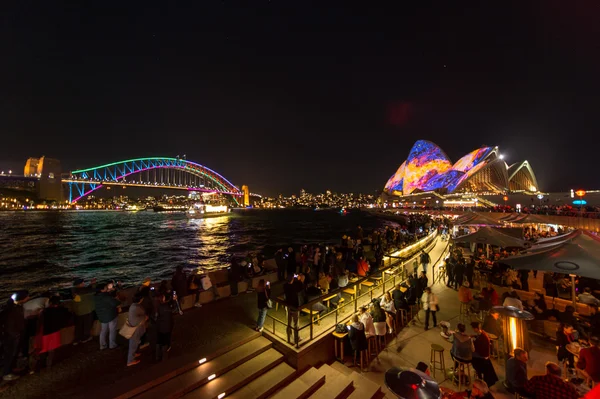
{"left": 265, "top": 230, "right": 441, "bottom": 348}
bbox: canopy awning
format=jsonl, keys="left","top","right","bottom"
{"left": 499, "top": 230, "right": 600, "bottom": 279}
{"left": 454, "top": 212, "right": 505, "bottom": 226}
{"left": 453, "top": 226, "right": 531, "bottom": 248}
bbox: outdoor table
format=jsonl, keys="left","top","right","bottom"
{"left": 322, "top": 293, "right": 338, "bottom": 308}
{"left": 359, "top": 280, "right": 374, "bottom": 293}
{"left": 332, "top": 331, "right": 348, "bottom": 361}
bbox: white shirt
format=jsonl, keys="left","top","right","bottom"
{"left": 360, "top": 312, "right": 376, "bottom": 337}
{"left": 380, "top": 296, "right": 396, "bottom": 314}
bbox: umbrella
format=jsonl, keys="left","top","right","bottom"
{"left": 453, "top": 227, "right": 531, "bottom": 248}
{"left": 508, "top": 213, "right": 552, "bottom": 224}
{"left": 384, "top": 368, "right": 441, "bottom": 399}
{"left": 454, "top": 212, "right": 504, "bottom": 226}
{"left": 500, "top": 230, "right": 600, "bottom": 305}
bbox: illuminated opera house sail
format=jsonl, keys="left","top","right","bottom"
{"left": 384, "top": 140, "right": 539, "bottom": 196}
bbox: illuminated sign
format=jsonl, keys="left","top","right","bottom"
{"left": 573, "top": 200, "right": 587, "bottom": 205}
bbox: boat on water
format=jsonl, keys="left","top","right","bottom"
{"left": 187, "top": 203, "right": 231, "bottom": 218}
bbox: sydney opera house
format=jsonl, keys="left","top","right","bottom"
{"left": 383, "top": 140, "right": 539, "bottom": 197}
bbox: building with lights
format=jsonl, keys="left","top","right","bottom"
{"left": 383, "top": 140, "right": 539, "bottom": 199}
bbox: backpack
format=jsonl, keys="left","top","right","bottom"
{"left": 335, "top": 323, "right": 348, "bottom": 334}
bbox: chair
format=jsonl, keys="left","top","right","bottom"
{"left": 374, "top": 322, "right": 387, "bottom": 352}
{"left": 454, "top": 360, "right": 472, "bottom": 392}
{"left": 397, "top": 308, "right": 407, "bottom": 328}
{"left": 409, "top": 303, "right": 421, "bottom": 323}
{"left": 430, "top": 344, "right": 447, "bottom": 380}
{"left": 354, "top": 347, "right": 369, "bottom": 371}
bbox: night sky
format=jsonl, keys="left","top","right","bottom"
{"left": 1, "top": 2, "right": 599, "bottom": 195}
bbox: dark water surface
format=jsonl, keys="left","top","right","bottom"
{"left": 0, "top": 209, "right": 397, "bottom": 299}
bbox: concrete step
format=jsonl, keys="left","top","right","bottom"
{"left": 346, "top": 371, "right": 381, "bottom": 399}
{"left": 269, "top": 367, "right": 325, "bottom": 399}
{"left": 183, "top": 348, "right": 284, "bottom": 399}
{"left": 227, "top": 362, "right": 296, "bottom": 399}
{"left": 134, "top": 336, "right": 272, "bottom": 399}
{"left": 329, "top": 361, "right": 354, "bottom": 377}
{"left": 308, "top": 364, "right": 353, "bottom": 399}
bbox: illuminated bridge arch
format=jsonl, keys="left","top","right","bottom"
{"left": 65, "top": 157, "right": 241, "bottom": 203}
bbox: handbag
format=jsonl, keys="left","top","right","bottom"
{"left": 119, "top": 319, "right": 139, "bottom": 340}
{"left": 335, "top": 323, "right": 348, "bottom": 334}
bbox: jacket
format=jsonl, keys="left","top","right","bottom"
{"left": 128, "top": 302, "right": 146, "bottom": 327}
{"left": 421, "top": 292, "right": 438, "bottom": 311}
{"left": 348, "top": 321, "right": 368, "bottom": 352}
{"left": 94, "top": 292, "right": 121, "bottom": 323}
{"left": 156, "top": 302, "right": 174, "bottom": 334}
{"left": 72, "top": 286, "right": 96, "bottom": 316}
{"left": 451, "top": 331, "right": 474, "bottom": 361}
{"left": 506, "top": 357, "right": 528, "bottom": 390}
{"left": 473, "top": 331, "right": 491, "bottom": 358}
{"left": 359, "top": 312, "right": 376, "bottom": 337}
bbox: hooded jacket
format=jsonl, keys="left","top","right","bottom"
{"left": 349, "top": 321, "right": 368, "bottom": 352}
{"left": 451, "top": 331, "right": 474, "bottom": 361}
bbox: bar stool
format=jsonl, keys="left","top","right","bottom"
{"left": 367, "top": 335, "right": 378, "bottom": 358}
{"left": 374, "top": 321, "right": 387, "bottom": 352}
{"left": 354, "top": 347, "right": 369, "bottom": 371}
{"left": 397, "top": 308, "right": 408, "bottom": 328}
{"left": 454, "top": 360, "right": 472, "bottom": 392}
{"left": 459, "top": 302, "right": 470, "bottom": 318}
{"left": 409, "top": 303, "right": 421, "bottom": 323}
{"left": 488, "top": 334, "right": 503, "bottom": 365}
{"left": 430, "top": 344, "right": 447, "bottom": 380}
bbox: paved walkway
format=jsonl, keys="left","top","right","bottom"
{"left": 353, "top": 240, "right": 559, "bottom": 399}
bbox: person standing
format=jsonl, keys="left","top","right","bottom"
{"left": 471, "top": 322, "right": 498, "bottom": 388}
{"left": 286, "top": 247, "right": 297, "bottom": 278}
{"left": 127, "top": 294, "right": 148, "bottom": 367}
{"left": 171, "top": 267, "right": 188, "bottom": 308}
{"left": 275, "top": 248, "right": 286, "bottom": 282}
{"left": 71, "top": 278, "right": 96, "bottom": 345}
{"left": 420, "top": 250, "right": 430, "bottom": 274}
{"left": 283, "top": 275, "right": 303, "bottom": 345}
{"left": 422, "top": 287, "right": 438, "bottom": 331}
{"left": 94, "top": 283, "right": 122, "bottom": 350}
{"left": 255, "top": 279, "right": 271, "bottom": 332}
{"left": 454, "top": 259, "right": 465, "bottom": 289}
{"left": 155, "top": 293, "right": 174, "bottom": 361}
{"left": 37, "top": 296, "right": 70, "bottom": 369}
{"left": 0, "top": 290, "right": 28, "bottom": 381}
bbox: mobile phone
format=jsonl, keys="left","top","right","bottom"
{"left": 266, "top": 281, "right": 270, "bottom": 285}
{"left": 173, "top": 290, "right": 176, "bottom": 295}
{"left": 346, "top": 325, "right": 351, "bottom": 331}
{"left": 151, "top": 287, "right": 155, "bottom": 291}
{"left": 293, "top": 274, "right": 298, "bottom": 278}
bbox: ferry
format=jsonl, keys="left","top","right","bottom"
{"left": 187, "top": 203, "right": 231, "bottom": 218}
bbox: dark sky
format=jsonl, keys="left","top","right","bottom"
{"left": 1, "top": 2, "right": 599, "bottom": 196}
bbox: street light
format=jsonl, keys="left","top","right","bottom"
{"left": 575, "top": 190, "right": 586, "bottom": 215}
{"left": 537, "top": 193, "right": 543, "bottom": 207}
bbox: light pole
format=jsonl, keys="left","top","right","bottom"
{"left": 575, "top": 190, "right": 586, "bottom": 216}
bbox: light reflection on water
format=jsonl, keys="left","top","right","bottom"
{"left": 0, "top": 209, "right": 397, "bottom": 298}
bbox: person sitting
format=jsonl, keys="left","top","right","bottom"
{"left": 556, "top": 323, "right": 576, "bottom": 369}
{"left": 505, "top": 348, "right": 529, "bottom": 395}
{"left": 559, "top": 306, "right": 584, "bottom": 340}
{"left": 578, "top": 287, "right": 599, "bottom": 307}
{"left": 359, "top": 306, "right": 376, "bottom": 337}
{"left": 576, "top": 336, "right": 600, "bottom": 386}
{"left": 526, "top": 292, "right": 548, "bottom": 319}
{"left": 471, "top": 322, "right": 498, "bottom": 388}
{"left": 370, "top": 300, "right": 387, "bottom": 324}
{"left": 305, "top": 282, "right": 327, "bottom": 313}
{"left": 450, "top": 322, "right": 473, "bottom": 364}
{"left": 348, "top": 314, "right": 368, "bottom": 362}
{"left": 477, "top": 282, "right": 499, "bottom": 312}
{"left": 318, "top": 272, "right": 330, "bottom": 294}
{"left": 415, "top": 361, "right": 431, "bottom": 376}
{"left": 503, "top": 290, "right": 524, "bottom": 310}
{"left": 356, "top": 256, "right": 370, "bottom": 277}
{"left": 380, "top": 292, "right": 397, "bottom": 334}
{"left": 557, "top": 276, "right": 572, "bottom": 300}
{"left": 524, "top": 361, "right": 579, "bottom": 399}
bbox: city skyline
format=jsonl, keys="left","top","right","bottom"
{"left": 2, "top": 3, "right": 599, "bottom": 196}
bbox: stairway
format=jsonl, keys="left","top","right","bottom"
{"left": 132, "top": 335, "right": 384, "bottom": 399}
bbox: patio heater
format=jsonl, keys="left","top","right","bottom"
{"left": 492, "top": 306, "right": 534, "bottom": 356}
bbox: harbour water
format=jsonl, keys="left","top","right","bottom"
{"left": 0, "top": 209, "right": 398, "bottom": 299}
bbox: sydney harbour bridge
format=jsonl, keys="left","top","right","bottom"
{"left": 10, "top": 156, "right": 252, "bottom": 204}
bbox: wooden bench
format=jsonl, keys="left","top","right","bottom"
{"left": 275, "top": 295, "right": 285, "bottom": 311}
{"left": 342, "top": 287, "right": 356, "bottom": 301}
{"left": 359, "top": 281, "right": 375, "bottom": 294}
{"left": 301, "top": 308, "right": 320, "bottom": 324}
